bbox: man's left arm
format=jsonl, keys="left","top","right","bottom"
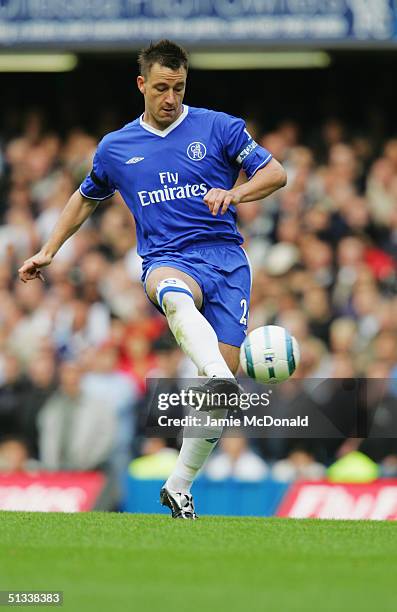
{"left": 204, "top": 157, "right": 286, "bottom": 216}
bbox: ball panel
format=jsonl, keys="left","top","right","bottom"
{"left": 247, "top": 327, "right": 266, "bottom": 365}
{"left": 243, "top": 339, "right": 255, "bottom": 379}
{"left": 292, "top": 336, "right": 301, "bottom": 369}
{"left": 252, "top": 362, "right": 274, "bottom": 383}
{"left": 239, "top": 343, "right": 248, "bottom": 375}
{"left": 268, "top": 325, "right": 288, "bottom": 361}
{"left": 285, "top": 331, "right": 296, "bottom": 375}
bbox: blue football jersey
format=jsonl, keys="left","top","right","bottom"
{"left": 80, "top": 106, "right": 272, "bottom": 260}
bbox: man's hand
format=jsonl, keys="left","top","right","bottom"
{"left": 18, "top": 250, "right": 53, "bottom": 283}
{"left": 204, "top": 160, "right": 287, "bottom": 216}
{"left": 204, "top": 188, "right": 241, "bottom": 216}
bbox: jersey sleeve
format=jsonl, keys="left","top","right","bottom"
{"left": 79, "top": 144, "right": 116, "bottom": 201}
{"left": 220, "top": 114, "right": 273, "bottom": 180}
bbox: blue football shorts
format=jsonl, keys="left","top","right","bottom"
{"left": 142, "top": 242, "right": 252, "bottom": 347}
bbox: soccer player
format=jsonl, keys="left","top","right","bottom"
{"left": 19, "top": 40, "right": 286, "bottom": 519}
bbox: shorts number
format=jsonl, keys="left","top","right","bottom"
{"left": 240, "top": 298, "right": 248, "bottom": 325}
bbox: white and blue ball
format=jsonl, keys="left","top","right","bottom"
{"left": 240, "top": 325, "right": 300, "bottom": 384}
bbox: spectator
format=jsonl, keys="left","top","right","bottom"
{"left": 81, "top": 343, "right": 139, "bottom": 477}
{"left": 129, "top": 438, "right": 178, "bottom": 479}
{"left": 205, "top": 436, "right": 269, "bottom": 481}
{"left": 17, "top": 352, "right": 57, "bottom": 458}
{"left": 0, "top": 437, "right": 40, "bottom": 473}
{"left": 272, "top": 449, "right": 326, "bottom": 482}
{"left": 38, "top": 361, "right": 116, "bottom": 471}
{"left": 0, "top": 353, "right": 27, "bottom": 437}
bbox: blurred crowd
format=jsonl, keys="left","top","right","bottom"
{"left": 0, "top": 109, "right": 396, "bottom": 499}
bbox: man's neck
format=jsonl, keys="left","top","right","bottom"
{"left": 142, "top": 106, "right": 183, "bottom": 131}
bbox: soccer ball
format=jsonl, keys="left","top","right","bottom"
{"left": 240, "top": 325, "right": 300, "bottom": 384}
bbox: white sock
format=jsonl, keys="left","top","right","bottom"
{"left": 158, "top": 280, "right": 234, "bottom": 379}
{"left": 165, "top": 408, "right": 227, "bottom": 493}
{"left": 158, "top": 279, "right": 233, "bottom": 492}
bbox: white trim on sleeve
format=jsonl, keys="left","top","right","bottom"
{"left": 79, "top": 186, "right": 116, "bottom": 201}
{"left": 246, "top": 153, "right": 272, "bottom": 180}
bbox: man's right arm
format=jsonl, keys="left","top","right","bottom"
{"left": 18, "top": 189, "right": 98, "bottom": 282}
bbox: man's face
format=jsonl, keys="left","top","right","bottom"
{"left": 137, "top": 62, "right": 187, "bottom": 128}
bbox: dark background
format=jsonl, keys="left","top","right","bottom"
{"left": 1, "top": 50, "right": 396, "bottom": 142}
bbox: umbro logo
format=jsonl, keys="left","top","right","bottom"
{"left": 125, "top": 156, "right": 144, "bottom": 164}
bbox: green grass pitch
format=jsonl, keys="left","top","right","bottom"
{"left": 1, "top": 512, "right": 397, "bottom": 612}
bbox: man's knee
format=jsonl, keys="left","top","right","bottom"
{"left": 156, "top": 278, "right": 195, "bottom": 314}
{"left": 146, "top": 267, "right": 202, "bottom": 309}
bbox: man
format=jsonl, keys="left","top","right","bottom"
{"left": 19, "top": 40, "right": 286, "bottom": 519}
{"left": 37, "top": 361, "right": 116, "bottom": 471}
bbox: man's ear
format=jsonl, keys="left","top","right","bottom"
{"left": 137, "top": 75, "right": 145, "bottom": 94}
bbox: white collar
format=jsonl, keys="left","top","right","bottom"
{"left": 139, "top": 105, "right": 189, "bottom": 137}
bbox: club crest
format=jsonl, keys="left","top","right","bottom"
{"left": 187, "top": 142, "right": 207, "bottom": 161}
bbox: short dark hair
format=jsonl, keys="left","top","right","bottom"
{"left": 138, "top": 39, "right": 188, "bottom": 77}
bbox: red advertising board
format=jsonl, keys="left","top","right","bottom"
{"left": 0, "top": 472, "right": 105, "bottom": 512}
{"left": 277, "top": 480, "right": 397, "bottom": 520}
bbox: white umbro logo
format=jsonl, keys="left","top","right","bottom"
{"left": 125, "top": 156, "right": 144, "bottom": 164}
